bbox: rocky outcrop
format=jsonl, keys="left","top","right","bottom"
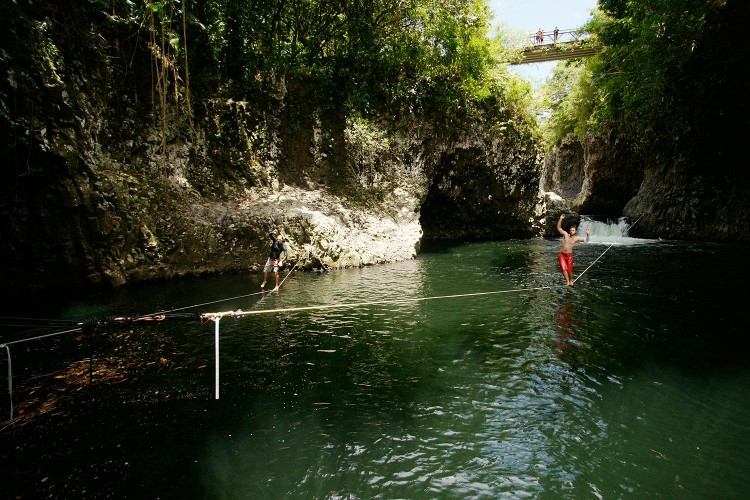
{"left": 539, "top": 126, "right": 644, "bottom": 236}
{"left": 622, "top": 0, "right": 750, "bottom": 242}
{"left": 420, "top": 134, "right": 542, "bottom": 241}
{"left": 542, "top": 123, "right": 750, "bottom": 242}
{"left": 623, "top": 161, "right": 750, "bottom": 242}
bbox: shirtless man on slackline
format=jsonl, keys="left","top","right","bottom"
{"left": 557, "top": 213, "right": 590, "bottom": 286}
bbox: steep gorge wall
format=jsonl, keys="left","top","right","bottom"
{"left": 420, "top": 123, "right": 542, "bottom": 241}
{"left": 540, "top": 125, "right": 644, "bottom": 234}
{"left": 623, "top": 0, "right": 750, "bottom": 242}
{"left": 0, "top": 5, "right": 543, "bottom": 298}
{"left": 542, "top": 124, "right": 750, "bottom": 243}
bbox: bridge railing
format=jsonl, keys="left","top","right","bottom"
{"left": 528, "top": 28, "right": 587, "bottom": 46}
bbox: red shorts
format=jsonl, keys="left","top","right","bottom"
{"left": 558, "top": 252, "right": 574, "bottom": 273}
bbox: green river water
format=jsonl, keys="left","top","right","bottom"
{"left": 2, "top": 229, "right": 749, "bottom": 498}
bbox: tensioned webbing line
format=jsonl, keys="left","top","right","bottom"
{"left": 200, "top": 239, "right": 632, "bottom": 398}
{"left": 0, "top": 240, "right": 314, "bottom": 347}
{"left": 573, "top": 214, "right": 642, "bottom": 284}
{"left": 0, "top": 215, "right": 642, "bottom": 345}
{"left": 201, "top": 285, "right": 556, "bottom": 320}
{"left": 1, "top": 224, "right": 633, "bottom": 407}
{"left": 573, "top": 245, "right": 613, "bottom": 284}
{"left": 200, "top": 283, "right": 562, "bottom": 400}
{"left": 0, "top": 240, "right": 317, "bottom": 415}
{"left": 205, "top": 215, "right": 643, "bottom": 319}
{"left": 198, "top": 210, "right": 639, "bottom": 398}
{"left": 200, "top": 216, "right": 646, "bottom": 319}
{"left": 0, "top": 326, "right": 84, "bottom": 347}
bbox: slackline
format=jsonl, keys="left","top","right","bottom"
{"left": 1, "top": 221, "right": 638, "bottom": 410}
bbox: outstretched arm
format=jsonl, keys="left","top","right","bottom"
{"left": 557, "top": 214, "right": 568, "bottom": 236}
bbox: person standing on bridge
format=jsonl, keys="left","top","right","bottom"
{"left": 553, "top": 27, "right": 559, "bottom": 44}
{"left": 261, "top": 228, "right": 288, "bottom": 292}
{"left": 557, "top": 213, "right": 590, "bottom": 286}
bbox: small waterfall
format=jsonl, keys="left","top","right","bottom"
{"left": 578, "top": 216, "right": 646, "bottom": 244}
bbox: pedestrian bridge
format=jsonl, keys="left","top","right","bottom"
{"left": 513, "top": 28, "right": 600, "bottom": 64}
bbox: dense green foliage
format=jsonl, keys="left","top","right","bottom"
{"left": 0, "top": 0, "right": 538, "bottom": 169}
{"left": 541, "top": 61, "right": 596, "bottom": 146}
{"left": 592, "top": 0, "right": 712, "bottom": 131}
{"left": 93, "top": 0, "right": 529, "bottom": 122}
{"left": 542, "top": 0, "right": 719, "bottom": 148}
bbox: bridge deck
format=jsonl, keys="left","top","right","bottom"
{"left": 516, "top": 44, "right": 600, "bottom": 64}
{"left": 512, "top": 28, "right": 599, "bottom": 65}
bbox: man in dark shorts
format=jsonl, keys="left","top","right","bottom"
{"left": 557, "top": 213, "right": 590, "bottom": 286}
{"left": 261, "top": 229, "right": 288, "bottom": 291}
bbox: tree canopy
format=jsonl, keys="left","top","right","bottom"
{"left": 94, "top": 0, "right": 524, "bottom": 119}
{"left": 541, "top": 0, "right": 718, "bottom": 148}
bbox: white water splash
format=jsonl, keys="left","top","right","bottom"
{"left": 578, "top": 216, "right": 653, "bottom": 245}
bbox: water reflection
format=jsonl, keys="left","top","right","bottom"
{"left": 554, "top": 297, "right": 580, "bottom": 354}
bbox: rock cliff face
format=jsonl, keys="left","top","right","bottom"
{"left": 1, "top": 58, "right": 542, "bottom": 298}
{"left": 622, "top": 160, "right": 750, "bottom": 242}
{"left": 420, "top": 131, "right": 541, "bottom": 241}
{"left": 623, "top": 0, "right": 750, "bottom": 242}
{"left": 542, "top": 123, "right": 750, "bottom": 242}
{"left": 539, "top": 126, "right": 644, "bottom": 235}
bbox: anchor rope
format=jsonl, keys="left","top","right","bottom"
{"left": 151, "top": 290, "right": 267, "bottom": 315}
{"left": 0, "top": 242, "right": 313, "bottom": 346}
{"left": 1, "top": 326, "right": 84, "bottom": 347}
{"left": 0, "top": 317, "right": 82, "bottom": 327}
{"left": 150, "top": 236, "right": 314, "bottom": 315}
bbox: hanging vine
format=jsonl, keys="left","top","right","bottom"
{"left": 181, "top": 0, "right": 195, "bottom": 137}
{"left": 145, "top": 0, "right": 194, "bottom": 178}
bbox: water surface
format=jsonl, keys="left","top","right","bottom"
{"left": 2, "top": 237, "right": 749, "bottom": 498}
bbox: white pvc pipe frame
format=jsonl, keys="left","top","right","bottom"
{"left": 213, "top": 317, "right": 220, "bottom": 399}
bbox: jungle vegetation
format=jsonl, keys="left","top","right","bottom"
{"left": 0, "top": 0, "right": 538, "bottom": 139}
{"left": 542, "top": 0, "right": 743, "bottom": 173}
{"left": 2, "top": 0, "right": 743, "bottom": 178}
